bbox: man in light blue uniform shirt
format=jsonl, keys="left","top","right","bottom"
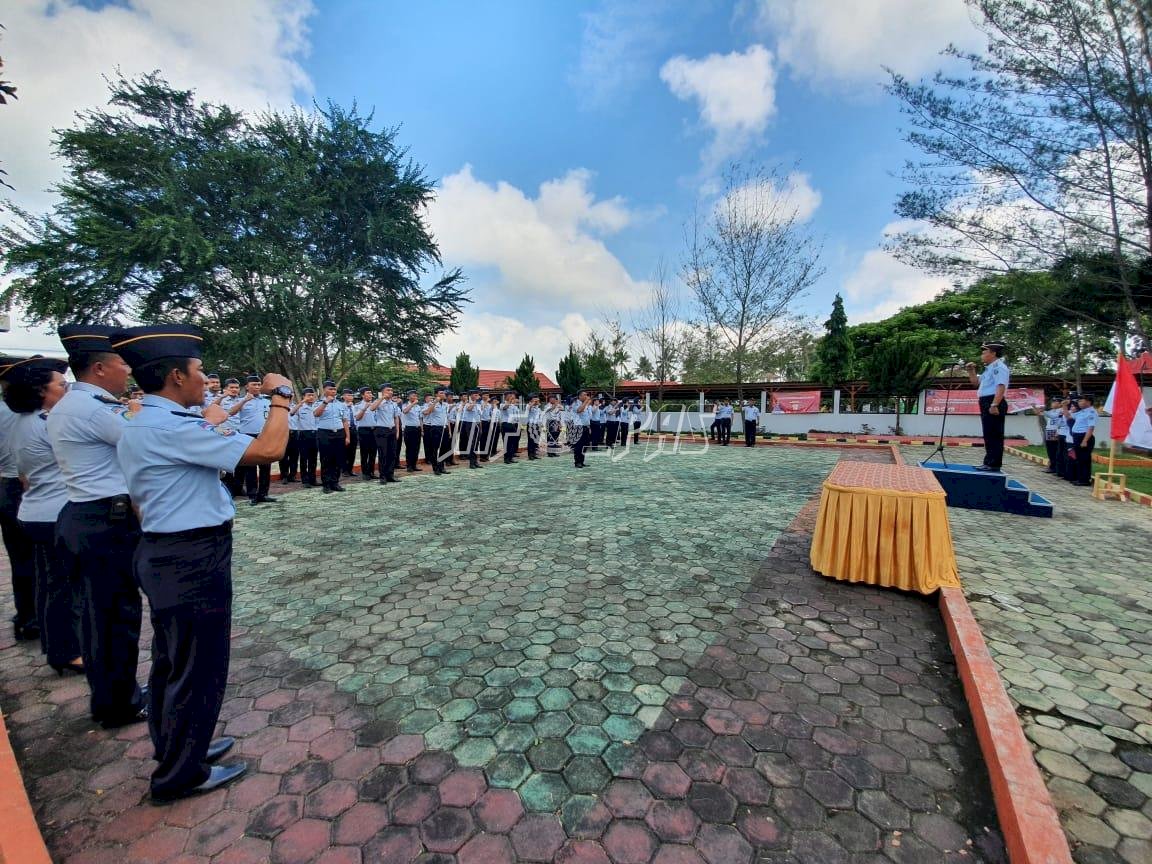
{"left": 110, "top": 323, "right": 291, "bottom": 803}
{"left": 48, "top": 324, "right": 148, "bottom": 728}
{"left": 742, "top": 401, "right": 760, "bottom": 446}
{"left": 292, "top": 387, "right": 319, "bottom": 486}
{"left": 1069, "top": 394, "right": 1098, "bottom": 487}
{"left": 422, "top": 388, "right": 450, "bottom": 475}
{"left": 354, "top": 387, "right": 378, "bottom": 480}
{"left": 314, "top": 380, "right": 349, "bottom": 492}
{"left": 526, "top": 394, "right": 543, "bottom": 460}
{"left": 966, "top": 341, "right": 1010, "bottom": 472}
{"left": 231, "top": 375, "right": 275, "bottom": 505}
{"left": 570, "top": 390, "right": 592, "bottom": 468}
{"left": 459, "top": 389, "right": 483, "bottom": 468}
{"left": 370, "top": 383, "right": 401, "bottom": 483}
{"left": 400, "top": 389, "right": 423, "bottom": 472}
{"left": 715, "top": 399, "right": 733, "bottom": 445}
{"left": 500, "top": 391, "right": 521, "bottom": 464}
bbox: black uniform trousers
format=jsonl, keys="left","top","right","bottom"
{"left": 239, "top": 434, "right": 271, "bottom": 499}
{"left": 744, "top": 419, "right": 758, "bottom": 446}
{"left": 619, "top": 422, "right": 630, "bottom": 446}
{"left": 279, "top": 430, "right": 299, "bottom": 481}
{"left": 57, "top": 498, "right": 144, "bottom": 722}
{"left": 479, "top": 421, "right": 493, "bottom": 459}
{"left": 717, "top": 417, "right": 732, "bottom": 445}
{"left": 632, "top": 420, "right": 641, "bottom": 445}
{"left": 297, "top": 431, "right": 318, "bottom": 485}
{"left": 1072, "top": 432, "right": 1095, "bottom": 484}
{"left": 423, "top": 425, "right": 448, "bottom": 473}
{"left": 459, "top": 421, "right": 479, "bottom": 467}
{"left": 21, "top": 519, "right": 82, "bottom": 665}
{"left": 503, "top": 422, "right": 520, "bottom": 462}
{"left": 1044, "top": 436, "right": 1064, "bottom": 475}
{"left": 572, "top": 425, "right": 590, "bottom": 467}
{"left": 605, "top": 421, "right": 619, "bottom": 448}
{"left": 136, "top": 524, "right": 233, "bottom": 799}
{"left": 403, "top": 425, "right": 422, "bottom": 470}
{"left": 0, "top": 478, "right": 37, "bottom": 631}
{"left": 590, "top": 421, "right": 604, "bottom": 449}
{"left": 358, "top": 427, "right": 378, "bottom": 478}
{"left": 1062, "top": 437, "right": 1078, "bottom": 481}
{"left": 374, "top": 428, "right": 399, "bottom": 481}
{"left": 343, "top": 425, "right": 358, "bottom": 474}
{"left": 978, "top": 395, "right": 1005, "bottom": 470}
{"left": 317, "top": 429, "right": 345, "bottom": 489}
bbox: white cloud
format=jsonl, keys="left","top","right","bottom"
{"left": 572, "top": 0, "right": 675, "bottom": 108}
{"left": 660, "top": 44, "right": 777, "bottom": 164}
{"left": 842, "top": 222, "right": 953, "bottom": 322}
{"left": 427, "top": 165, "right": 652, "bottom": 310}
{"left": 1, "top": 0, "right": 313, "bottom": 213}
{"left": 754, "top": 0, "right": 979, "bottom": 86}
{"left": 436, "top": 312, "right": 593, "bottom": 379}
{"left": 724, "top": 171, "right": 822, "bottom": 225}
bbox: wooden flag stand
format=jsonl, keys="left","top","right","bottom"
{"left": 1093, "top": 440, "right": 1128, "bottom": 501}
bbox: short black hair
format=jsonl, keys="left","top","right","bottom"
{"left": 132, "top": 357, "right": 195, "bottom": 393}
{"left": 3, "top": 369, "right": 57, "bottom": 414}
{"left": 67, "top": 350, "right": 120, "bottom": 377}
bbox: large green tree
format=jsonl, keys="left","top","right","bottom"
{"left": 812, "top": 294, "right": 854, "bottom": 386}
{"left": 449, "top": 351, "right": 479, "bottom": 393}
{"left": 887, "top": 0, "right": 1152, "bottom": 348}
{"left": 864, "top": 336, "right": 937, "bottom": 434}
{"left": 0, "top": 74, "right": 468, "bottom": 382}
{"left": 556, "top": 344, "right": 583, "bottom": 395}
{"left": 505, "top": 353, "right": 539, "bottom": 396}
{"left": 581, "top": 331, "right": 620, "bottom": 391}
{"left": 0, "top": 23, "right": 16, "bottom": 191}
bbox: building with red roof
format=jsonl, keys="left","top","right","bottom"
{"left": 408, "top": 364, "right": 558, "bottom": 390}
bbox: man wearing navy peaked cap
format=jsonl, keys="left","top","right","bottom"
{"left": 48, "top": 324, "right": 148, "bottom": 728}
{"left": 110, "top": 323, "right": 291, "bottom": 802}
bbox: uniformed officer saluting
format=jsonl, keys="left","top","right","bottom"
{"left": 314, "top": 380, "right": 350, "bottom": 493}
{"left": 110, "top": 324, "right": 291, "bottom": 802}
{"left": 966, "top": 341, "right": 1010, "bottom": 472}
{"left": 369, "top": 383, "right": 401, "bottom": 484}
{"left": 48, "top": 325, "right": 148, "bottom": 727}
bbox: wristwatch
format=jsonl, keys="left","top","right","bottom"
{"left": 271, "top": 385, "right": 294, "bottom": 400}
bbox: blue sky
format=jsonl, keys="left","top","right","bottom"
{"left": 4, "top": 0, "right": 981, "bottom": 372}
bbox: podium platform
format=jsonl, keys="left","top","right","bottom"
{"left": 919, "top": 461, "right": 1053, "bottom": 518}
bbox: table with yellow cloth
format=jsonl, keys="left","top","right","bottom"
{"left": 809, "top": 461, "right": 961, "bottom": 594}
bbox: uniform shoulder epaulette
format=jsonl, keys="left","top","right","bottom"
{"left": 92, "top": 393, "right": 123, "bottom": 406}
{"left": 170, "top": 410, "right": 201, "bottom": 418}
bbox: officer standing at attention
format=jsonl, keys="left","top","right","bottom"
{"left": 368, "top": 384, "right": 400, "bottom": 483}
{"left": 459, "top": 389, "right": 482, "bottom": 469}
{"left": 526, "top": 394, "right": 543, "bottom": 460}
{"left": 1039, "top": 396, "right": 1067, "bottom": 476}
{"left": 478, "top": 393, "right": 495, "bottom": 461}
{"left": 590, "top": 395, "right": 605, "bottom": 450}
{"left": 202, "top": 373, "right": 223, "bottom": 412}
{"left": 742, "top": 400, "right": 760, "bottom": 446}
{"left": 1069, "top": 394, "right": 1098, "bottom": 487}
{"left": 292, "top": 387, "right": 319, "bottom": 486}
{"left": 0, "top": 360, "right": 38, "bottom": 642}
{"left": 341, "top": 389, "right": 358, "bottom": 476}
{"left": 965, "top": 341, "right": 1010, "bottom": 472}
{"left": 231, "top": 375, "right": 276, "bottom": 505}
{"left": 110, "top": 324, "right": 290, "bottom": 802}
{"left": 401, "top": 389, "right": 423, "bottom": 471}
{"left": 501, "top": 391, "right": 521, "bottom": 464}
{"left": 314, "top": 380, "right": 349, "bottom": 493}
{"left": 570, "top": 390, "right": 592, "bottom": 468}
{"left": 279, "top": 390, "right": 300, "bottom": 483}
{"left": 355, "top": 387, "right": 378, "bottom": 480}
{"left": 544, "top": 395, "right": 563, "bottom": 456}
{"left": 422, "top": 388, "right": 450, "bottom": 475}
{"left": 48, "top": 325, "right": 148, "bottom": 727}
{"left": 218, "top": 379, "right": 244, "bottom": 497}
{"left": 715, "top": 399, "right": 733, "bottom": 445}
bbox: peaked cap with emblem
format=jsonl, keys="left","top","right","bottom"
{"left": 108, "top": 324, "right": 204, "bottom": 370}
{"left": 57, "top": 323, "right": 118, "bottom": 358}
{"left": 0, "top": 355, "right": 69, "bottom": 383}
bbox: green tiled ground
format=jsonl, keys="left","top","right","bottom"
{"left": 230, "top": 445, "right": 842, "bottom": 810}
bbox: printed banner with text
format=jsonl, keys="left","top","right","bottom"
{"left": 923, "top": 387, "right": 1046, "bottom": 415}
{"left": 770, "top": 391, "right": 822, "bottom": 414}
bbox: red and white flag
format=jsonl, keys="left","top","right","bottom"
{"left": 1105, "top": 352, "right": 1152, "bottom": 449}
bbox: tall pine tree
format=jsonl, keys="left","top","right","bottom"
{"left": 813, "top": 293, "right": 854, "bottom": 386}
{"left": 505, "top": 354, "right": 539, "bottom": 396}
{"left": 449, "top": 352, "right": 479, "bottom": 392}
{"left": 556, "top": 344, "right": 584, "bottom": 395}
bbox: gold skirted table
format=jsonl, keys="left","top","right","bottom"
{"left": 810, "top": 461, "right": 961, "bottom": 595}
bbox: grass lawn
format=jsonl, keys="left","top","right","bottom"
{"left": 1014, "top": 444, "right": 1152, "bottom": 495}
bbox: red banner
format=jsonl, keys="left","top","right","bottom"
{"left": 770, "top": 391, "right": 822, "bottom": 414}
{"left": 923, "top": 387, "right": 1046, "bottom": 415}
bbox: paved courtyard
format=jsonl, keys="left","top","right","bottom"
{"left": 898, "top": 446, "right": 1152, "bottom": 864}
{"left": 0, "top": 443, "right": 1007, "bottom": 863}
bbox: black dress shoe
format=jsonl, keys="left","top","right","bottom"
{"left": 385, "top": 477, "right": 399, "bottom": 483}
{"left": 151, "top": 762, "right": 247, "bottom": 804}
{"left": 322, "top": 487, "right": 334, "bottom": 494}
{"left": 206, "top": 736, "right": 235, "bottom": 763}
{"left": 97, "top": 704, "right": 149, "bottom": 729}
{"left": 975, "top": 465, "right": 1000, "bottom": 472}
{"left": 256, "top": 496, "right": 279, "bottom": 504}
{"left": 13, "top": 622, "right": 40, "bottom": 641}
{"left": 332, "top": 484, "right": 346, "bottom": 492}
